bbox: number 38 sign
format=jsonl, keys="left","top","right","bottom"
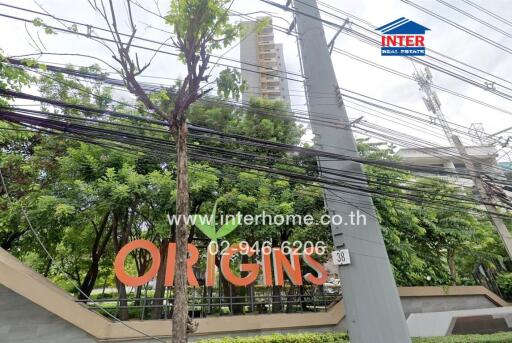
{"left": 332, "top": 249, "right": 351, "bottom": 266}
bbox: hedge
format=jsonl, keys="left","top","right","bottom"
{"left": 414, "top": 333, "right": 512, "bottom": 342}
{"left": 197, "top": 332, "right": 512, "bottom": 343}
{"left": 196, "top": 333, "right": 348, "bottom": 343}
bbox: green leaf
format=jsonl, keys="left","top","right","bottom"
{"left": 55, "top": 203, "right": 75, "bottom": 218}
{"left": 22, "top": 58, "right": 37, "bottom": 67}
{"left": 32, "top": 18, "right": 44, "bottom": 27}
{"left": 216, "top": 216, "right": 240, "bottom": 238}
{"left": 44, "top": 27, "right": 56, "bottom": 35}
{"left": 192, "top": 214, "right": 216, "bottom": 241}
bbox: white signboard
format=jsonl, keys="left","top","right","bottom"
{"left": 332, "top": 249, "right": 351, "bottom": 265}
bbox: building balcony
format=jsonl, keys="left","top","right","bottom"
{"left": 258, "top": 40, "right": 274, "bottom": 47}
{"left": 262, "top": 82, "right": 281, "bottom": 89}
{"left": 258, "top": 29, "right": 274, "bottom": 38}
{"left": 260, "top": 53, "right": 276, "bottom": 58}
{"left": 261, "top": 87, "right": 281, "bottom": 95}
{"left": 260, "top": 67, "right": 279, "bottom": 75}
{"left": 259, "top": 57, "right": 277, "bottom": 64}
{"left": 259, "top": 47, "right": 276, "bottom": 54}
{"left": 261, "top": 75, "right": 280, "bottom": 82}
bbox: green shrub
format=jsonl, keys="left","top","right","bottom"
{"left": 197, "top": 332, "right": 348, "bottom": 343}
{"left": 413, "top": 332, "right": 512, "bottom": 342}
{"left": 496, "top": 272, "right": 512, "bottom": 300}
{"left": 197, "top": 332, "right": 512, "bottom": 343}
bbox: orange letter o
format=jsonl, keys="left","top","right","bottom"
{"left": 114, "top": 240, "right": 160, "bottom": 287}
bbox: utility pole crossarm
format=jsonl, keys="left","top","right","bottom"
{"left": 327, "top": 18, "right": 350, "bottom": 55}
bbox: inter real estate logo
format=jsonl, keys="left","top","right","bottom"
{"left": 376, "top": 17, "right": 430, "bottom": 56}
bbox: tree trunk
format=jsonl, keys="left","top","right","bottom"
{"left": 116, "top": 278, "right": 129, "bottom": 321}
{"left": 152, "top": 238, "right": 170, "bottom": 319}
{"left": 111, "top": 210, "right": 130, "bottom": 320}
{"left": 135, "top": 285, "right": 143, "bottom": 306}
{"left": 134, "top": 250, "right": 149, "bottom": 306}
{"left": 271, "top": 286, "right": 282, "bottom": 313}
{"left": 101, "top": 277, "right": 108, "bottom": 297}
{"left": 286, "top": 286, "right": 296, "bottom": 313}
{"left": 1, "top": 228, "right": 28, "bottom": 251}
{"left": 172, "top": 121, "right": 190, "bottom": 343}
{"left": 79, "top": 212, "right": 111, "bottom": 299}
{"left": 447, "top": 248, "right": 457, "bottom": 285}
{"left": 43, "top": 258, "right": 52, "bottom": 278}
{"left": 299, "top": 286, "right": 308, "bottom": 311}
{"left": 79, "top": 260, "right": 100, "bottom": 300}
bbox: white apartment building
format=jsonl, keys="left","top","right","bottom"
{"left": 240, "top": 18, "right": 291, "bottom": 105}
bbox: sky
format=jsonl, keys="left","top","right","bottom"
{"left": 0, "top": 0, "right": 511, "bottom": 159}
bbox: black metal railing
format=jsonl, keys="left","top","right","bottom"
{"left": 76, "top": 285, "right": 342, "bottom": 320}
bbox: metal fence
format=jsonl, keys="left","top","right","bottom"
{"left": 77, "top": 285, "right": 342, "bottom": 320}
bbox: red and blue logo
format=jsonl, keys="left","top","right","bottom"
{"left": 376, "top": 17, "right": 430, "bottom": 56}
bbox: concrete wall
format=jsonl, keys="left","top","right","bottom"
{"left": 0, "top": 285, "right": 96, "bottom": 343}
{"left": 1, "top": 283, "right": 506, "bottom": 342}
{"left": 0, "top": 247, "right": 508, "bottom": 343}
{"left": 401, "top": 295, "right": 497, "bottom": 318}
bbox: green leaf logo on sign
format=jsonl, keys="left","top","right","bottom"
{"left": 192, "top": 200, "right": 240, "bottom": 243}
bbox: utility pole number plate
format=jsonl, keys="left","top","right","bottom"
{"left": 332, "top": 249, "right": 351, "bottom": 265}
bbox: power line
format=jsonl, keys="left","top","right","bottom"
{"left": 12, "top": 57, "right": 498, "bottom": 147}
{"left": 4, "top": 107, "right": 510, "bottom": 218}
{"left": 0, "top": 11, "right": 304, "bottom": 84}
{"left": 4, "top": 5, "right": 508, "bottom": 148}
{"left": 11, "top": 58, "right": 508, "bottom": 185}
{"left": 333, "top": 48, "right": 512, "bottom": 117}
{"left": 0, "top": 2, "right": 304, "bottom": 80}
{"left": 5, "top": 58, "right": 506, "bottom": 177}
{"left": 0, "top": 66, "right": 500, "bottom": 180}
{"left": 3, "top": 88, "right": 510, "bottom": 190}
{"left": 460, "top": 0, "right": 512, "bottom": 28}
{"left": 433, "top": 0, "right": 512, "bottom": 39}
{"left": 308, "top": 0, "right": 512, "bottom": 93}
{"left": 401, "top": 0, "right": 512, "bottom": 55}
{"left": 316, "top": 0, "right": 512, "bottom": 90}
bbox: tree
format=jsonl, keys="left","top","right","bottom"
{"left": 0, "top": 51, "right": 34, "bottom": 251}
{"left": 359, "top": 140, "right": 503, "bottom": 286}
{"left": 85, "top": 1, "right": 244, "bottom": 340}
{"left": 188, "top": 97, "right": 330, "bottom": 313}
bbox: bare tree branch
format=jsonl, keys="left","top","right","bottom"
{"left": 8, "top": 52, "right": 120, "bottom": 72}
{"left": 24, "top": 23, "right": 43, "bottom": 53}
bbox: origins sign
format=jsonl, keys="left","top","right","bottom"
{"left": 114, "top": 240, "right": 328, "bottom": 287}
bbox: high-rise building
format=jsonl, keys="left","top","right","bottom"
{"left": 240, "top": 18, "right": 291, "bottom": 105}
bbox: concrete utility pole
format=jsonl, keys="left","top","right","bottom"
{"left": 294, "top": 1, "right": 411, "bottom": 342}
{"left": 413, "top": 66, "right": 512, "bottom": 260}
